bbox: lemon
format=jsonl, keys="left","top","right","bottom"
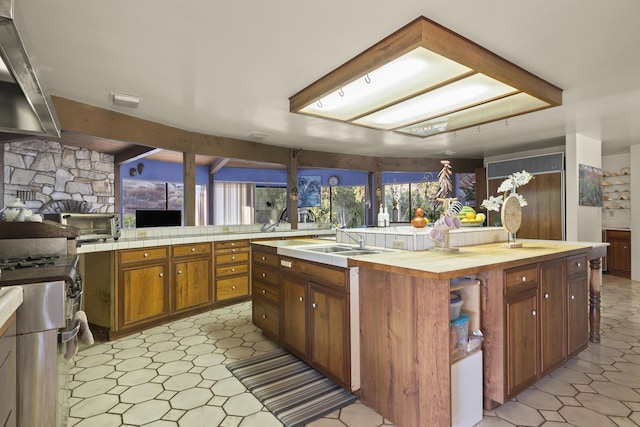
{"left": 465, "top": 212, "right": 476, "bottom": 220}
{"left": 476, "top": 213, "right": 486, "bottom": 222}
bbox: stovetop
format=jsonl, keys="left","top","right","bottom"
{"left": 0, "top": 254, "right": 79, "bottom": 287}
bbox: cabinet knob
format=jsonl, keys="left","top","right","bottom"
{"left": 299, "top": 296, "right": 304, "bottom": 302}
{"left": 232, "top": 248, "right": 236, "bottom": 253}
{"left": 532, "top": 310, "right": 536, "bottom": 316}
{"left": 544, "top": 293, "right": 549, "bottom": 299}
{"left": 262, "top": 272, "right": 266, "bottom": 277}
{"left": 159, "top": 272, "right": 164, "bottom": 277}
{"left": 261, "top": 256, "right": 267, "bottom": 261}
{"left": 191, "top": 247, "right": 196, "bottom": 252}
{"left": 231, "top": 256, "right": 235, "bottom": 260}
{"left": 312, "top": 303, "right": 317, "bottom": 309}
{"left": 262, "top": 314, "right": 266, "bottom": 319}
{"left": 571, "top": 295, "right": 575, "bottom": 300}
{"left": 231, "top": 243, "right": 235, "bottom": 247}
{"left": 624, "top": 246, "right": 628, "bottom": 249}
{"left": 232, "top": 285, "right": 236, "bottom": 290}
{"left": 144, "top": 252, "right": 148, "bottom": 257}
{"left": 177, "top": 270, "right": 182, "bottom": 274}
{"left": 521, "top": 276, "right": 526, "bottom": 282}
{"left": 231, "top": 268, "right": 235, "bottom": 272}
{"left": 262, "top": 289, "right": 267, "bottom": 294}
{"left": 577, "top": 262, "right": 581, "bottom": 267}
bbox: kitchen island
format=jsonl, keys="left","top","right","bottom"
{"left": 252, "top": 238, "right": 606, "bottom": 427}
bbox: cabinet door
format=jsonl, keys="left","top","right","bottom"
{"left": 174, "top": 258, "right": 212, "bottom": 312}
{"left": 567, "top": 274, "right": 588, "bottom": 355}
{"left": 120, "top": 263, "right": 169, "bottom": 328}
{"left": 610, "top": 239, "right": 631, "bottom": 275}
{"left": 310, "top": 283, "right": 349, "bottom": 387}
{"left": 281, "top": 276, "right": 307, "bottom": 357}
{"left": 506, "top": 292, "right": 538, "bottom": 398}
{"left": 539, "top": 259, "right": 566, "bottom": 375}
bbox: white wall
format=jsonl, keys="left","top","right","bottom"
{"left": 565, "top": 134, "right": 602, "bottom": 243}
{"left": 630, "top": 145, "right": 640, "bottom": 281}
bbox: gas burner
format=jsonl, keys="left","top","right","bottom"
{"left": 0, "top": 255, "right": 59, "bottom": 270}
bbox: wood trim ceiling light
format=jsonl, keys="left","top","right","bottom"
{"left": 289, "top": 16, "right": 562, "bottom": 138}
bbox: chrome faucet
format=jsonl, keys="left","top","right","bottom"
{"left": 261, "top": 220, "right": 278, "bottom": 232}
{"left": 341, "top": 229, "right": 365, "bottom": 249}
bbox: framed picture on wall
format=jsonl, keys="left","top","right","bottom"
{"left": 298, "top": 175, "right": 321, "bottom": 207}
{"left": 578, "top": 164, "right": 603, "bottom": 207}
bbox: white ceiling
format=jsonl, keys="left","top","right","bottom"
{"left": 13, "top": 0, "right": 640, "bottom": 159}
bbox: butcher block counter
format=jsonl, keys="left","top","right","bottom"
{"left": 344, "top": 241, "right": 606, "bottom": 427}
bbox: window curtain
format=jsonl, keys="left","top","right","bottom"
{"left": 214, "top": 182, "right": 255, "bottom": 225}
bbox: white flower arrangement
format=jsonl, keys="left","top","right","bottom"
{"left": 481, "top": 170, "right": 534, "bottom": 212}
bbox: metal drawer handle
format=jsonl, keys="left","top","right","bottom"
{"left": 231, "top": 268, "right": 235, "bottom": 272}
{"left": 312, "top": 303, "right": 317, "bottom": 309}
{"left": 521, "top": 276, "right": 526, "bottom": 282}
{"left": 262, "top": 314, "right": 267, "bottom": 319}
{"left": 144, "top": 252, "right": 148, "bottom": 257}
{"left": 231, "top": 256, "right": 235, "bottom": 260}
{"left": 262, "top": 289, "right": 267, "bottom": 294}
{"left": 231, "top": 242, "right": 235, "bottom": 247}
{"left": 191, "top": 247, "right": 196, "bottom": 252}
{"left": 299, "top": 296, "right": 304, "bottom": 302}
{"left": 544, "top": 293, "right": 549, "bottom": 299}
{"left": 532, "top": 310, "right": 536, "bottom": 316}
{"left": 232, "top": 248, "right": 236, "bottom": 253}
{"left": 571, "top": 295, "right": 575, "bottom": 300}
{"left": 261, "top": 256, "right": 267, "bottom": 261}
{"left": 159, "top": 272, "right": 164, "bottom": 277}
{"left": 577, "top": 262, "right": 581, "bottom": 267}
{"left": 177, "top": 270, "right": 182, "bottom": 274}
{"left": 232, "top": 285, "right": 236, "bottom": 290}
{"left": 262, "top": 272, "right": 266, "bottom": 277}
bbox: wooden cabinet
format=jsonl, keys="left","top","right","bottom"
{"left": 215, "top": 240, "right": 250, "bottom": 302}
{"left": 567, "top": 255, "right": 588, "bottom": 356}
{"left": 281, "top": 274, "right": 308, "bottom": 356}
{"left": 487, "top": 252, "right": 590, "bottom": 406}
{"left": 251, "top": 246, "right": 281, "bottom": 340}
{"left": 118, "top": 247, "right": 170, "bottom": 330}
{"left": 504, "top": 264, "right": 539, "bottom": 397}
{"left": 257, "top": 253, "right": 352, "bottom": 389}
{"left": 172, "top": 243, "right": 213, "bottom": 312}
{"left": 604, "top": 230, "right": 631, "bottom": 278}
{"left": 0, "top": 314, "right": 16, "bottom": 427}
{"left": 539, "top": 259, "right": 566, "bottom": 375}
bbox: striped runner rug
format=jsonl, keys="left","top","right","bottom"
{"left": 226, "top": 348, "right": 357, "bottom": 427}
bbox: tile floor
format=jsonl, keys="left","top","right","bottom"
{"left": 69, "top": 274, "right": 638, "bottom": 427}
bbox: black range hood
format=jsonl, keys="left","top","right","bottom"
{"left": 0, "top": 0, "right": 60, "bottom": 137}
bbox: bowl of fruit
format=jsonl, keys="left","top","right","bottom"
{"left": 457, "top": 206, "right": 486, "bottom": 227}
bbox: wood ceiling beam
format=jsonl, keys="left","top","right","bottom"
{"left": 115, "top": 146, "right": 163, "bottom": 165}
{"left": 210, "top": 158, "right": 230, "bottom": 175}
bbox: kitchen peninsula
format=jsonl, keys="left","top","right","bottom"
{"left": 251, "top": 236, "right": 606, "bottom": 427}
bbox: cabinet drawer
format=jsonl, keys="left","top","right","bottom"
{"left": 282, "top": 258, "right": 348, "bottom": 290}
{"left": 606, "top": 229, "right": 630, "bottom": 241}
{"left": 252, "top": 250, "right": 279, "bottom": 268}
{"left": 120, "top": 247, "right": 169, "bottom": 264}
{"left": 215, "top": 252, "right": 249, "bottom": 265}
{"left": 253, "top": 280, "right": 280, "bottom": 304}
{"left": 566, "top": 255, "right": 587, "bottom": 277}
{"left": 505, "top": 265, "right": 538, "bottom": 295}
{"left": 253, "top": 298, "right": 280, "bottom": 339}
{"left": 172, "top": 243, "right": 212, "bottom": 258}
{"left": 253, "top": 264, "right": 280, "bottom": 286}
{"left": 215, "top": 240, "right": 250, "bottom": 251}
{"left": 216, "top": 276, "right": 249, "bottom": 301}
{"left": 216, "top": 263, "right": 249, "bottom": 278}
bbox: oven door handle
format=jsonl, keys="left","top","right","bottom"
{"left": 59, "top": 323, "right": 81, "bottom": 344}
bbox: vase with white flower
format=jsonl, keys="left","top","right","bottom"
{"left": 481, "top": 170, "right": 533, "bottom": 248}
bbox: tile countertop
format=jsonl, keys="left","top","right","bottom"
{"left": 347, "top": 240, "right": 605, "bottom": 280}
{"left": 0, "top": 286, "right": 23, "bottom": 328}
{"left": 76, "top": 226, "right": 336, "bottom": 254}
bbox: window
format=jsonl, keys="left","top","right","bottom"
{"left": 255, "top": 185, "right": 287, "bottom": 223}
{"left": 385, "top": 181, "right": 442, "bottom": 223}
{"left": 308, "top": 185, "right": 366, "bottom": 227}
{"left": 122, "top": 179, "right": 207, "bottom": 228}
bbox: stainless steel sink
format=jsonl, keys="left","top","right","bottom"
{"left": 303, "top": 245, "right": 355, "bottom": 253}
{"left": 336, "top": 249, "right": 383, "bottom": 256}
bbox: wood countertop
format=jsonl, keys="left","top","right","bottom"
{"left": 348, "top": 241, "right": 596, "bottom": 279}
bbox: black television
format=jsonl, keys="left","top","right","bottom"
{"left": 135, "top": 209, "right": 182, "bottom": 228}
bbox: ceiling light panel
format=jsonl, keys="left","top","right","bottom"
{"left": 353, "top": 74, "right": 517, "bottom": 130}
{"left": 290, "top": 16, "right": 562, "bottom": 138}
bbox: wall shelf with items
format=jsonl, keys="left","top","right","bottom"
{"left": 602, "top": 169, "right": 630, "bottom": 210}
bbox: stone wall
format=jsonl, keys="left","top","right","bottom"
{"left": 3, "top": 139, "right": 115, "bottom": 213}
